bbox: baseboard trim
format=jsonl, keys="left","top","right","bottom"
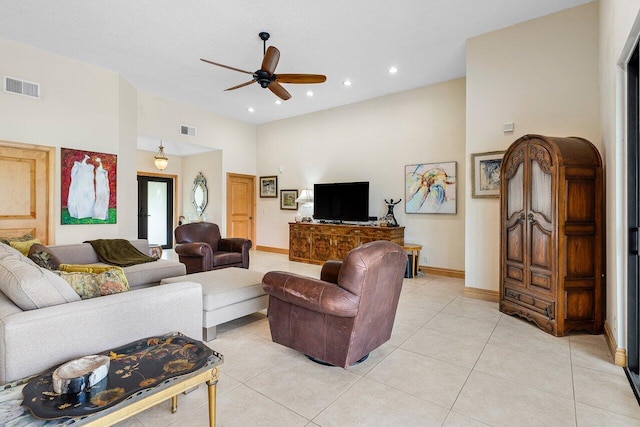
{"left": 463, "top": 287, "right": 500, "bottom": 302}
{"left": 419, "top": 266, "right": 465, "bottom": 279}
{"left": 604, "top": 320, "right": 627, "bottom": 367}
{"left": 255, "top": 246, "right": 289, "bottom": 255}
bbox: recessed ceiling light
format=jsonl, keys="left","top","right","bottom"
{"left": 343, "top": 80, "right": 352, "bottom": 86}
{"left": 389, "top": 66, "right": 398, "bottom": 74}
{"left": 275, "top": 100, "right": 282, "bottom": 105}
{"left": 306, "top": 90, "right": 314, "bottom": 97}
{"left": 247, "top": 107, "right": 255, "bottom": 113}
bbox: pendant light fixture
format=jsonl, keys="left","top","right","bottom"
{"left": 154, "top": 141, "right": 168, "bottom": 170}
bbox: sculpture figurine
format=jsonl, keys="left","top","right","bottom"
{"left": 383, "top": 199, "right": 401, "bottom": 227}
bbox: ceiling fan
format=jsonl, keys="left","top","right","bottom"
{"left": 200, "top": 32, "right": 326, "bottom": 101}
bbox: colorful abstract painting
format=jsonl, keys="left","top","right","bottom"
{"left": 61, "top": 148, "right": 117, "bottom": 224}
{"left": 405, "top": 162, "right": 457, "bottom": 214}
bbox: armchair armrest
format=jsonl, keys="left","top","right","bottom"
{"left": 174, "top": 242, "right": 212, "bottom": 257}
{"left": 219, "top": 238, "right": 252, "bottom": 268}
{"left": 320, "top": 260, "right": 343, "bottom": 284}
{"left": 262, "top": 271, "right": 359, "bottom": 317}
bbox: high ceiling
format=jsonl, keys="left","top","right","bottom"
{"left": 0, "top": 0, "right": 593, "bottom": 125}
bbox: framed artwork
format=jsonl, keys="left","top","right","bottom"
{"left": 471, "top": 151, "right": 506, "bottom": 198}
{"left": 259, "top": 176, "right": 278, "bottom": 198}
{"left": 61, "top": 148, "right": 117, "bottom": 224}
{"left": 405, "top": 161, "right": 457, "bottom": 214}
{"left": 280, "top": 189, "right": 298, "bottom": 210}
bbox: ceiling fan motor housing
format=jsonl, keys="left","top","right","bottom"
{"left": 254, "top": 70, "right": 274, "bottom": 88}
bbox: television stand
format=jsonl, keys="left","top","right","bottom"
{"left": 289, "top": 222, "right": 404, "bottom": 264}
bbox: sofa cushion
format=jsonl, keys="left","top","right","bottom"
{"left": 0, "top": 232, "right": 33, "bottom": 245}
{"left": 9, "top": 239, "right": 41, "bottom": 256}
{"left": 59, "top": 264, "right": 129, "bottom": 295}
{"left": 28, "top": 244, "right": 61, "bottom": 271}
{"left": 123, "top": 260, "right": 186, "bottom": 288}
{"left": 57, "top": 268, "right": 130, "bottom": 299}
{"left": 0, "top": 243, "right": 81, "bottom": 310}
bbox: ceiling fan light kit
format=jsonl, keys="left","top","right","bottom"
{"left": 200, "top": 32, "right": 326, "bottom": 101}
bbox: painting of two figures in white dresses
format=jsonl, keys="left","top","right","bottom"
{"left": 61, "top": 148, "right": 117, "bottom": 224}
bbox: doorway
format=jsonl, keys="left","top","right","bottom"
{"left": 627, "top": 39, "right": 640, "bottom": 401}
{"left": 226, "top": 173, "right": 256, "bottom": 243}
{"left": 138, "top": 175, "right": 174, "bottom": 249}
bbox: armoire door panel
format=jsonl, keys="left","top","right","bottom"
{"left": 565, "top": 290, "right": 595, "bottom": 320}
{"left": 529, "top": 222, "right": 553, "bottom": 269}
{"left": 506, "top": 265, "right": 524, "bottom": 282}
{"left": 530, "top": 271, "right": 553, "bottom": 291}
{"left": 506, "top": 221, "right": 525, "bottom": 262}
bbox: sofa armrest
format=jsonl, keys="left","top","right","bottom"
{"left": 0, "top": 282, "right": 202, "bottom": 385}
{"left": 262, "top": 271, "right": 359, "bottom": 317}
{"left": 320, "top": 260, "right": 343, "bottom": 284}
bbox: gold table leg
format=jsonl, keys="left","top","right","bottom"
{"left": 171, "top": 395, "right": 178, "bottom": 413}
{"left": 207, "top": 367, "right": 220, "bottom": 427}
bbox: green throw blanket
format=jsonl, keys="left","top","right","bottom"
{"left": 84, "top": 239, "right": 156, "bottom": 267}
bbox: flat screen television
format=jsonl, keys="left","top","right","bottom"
{"left": 313, "top": 181, "right": 369, "bottom": 222}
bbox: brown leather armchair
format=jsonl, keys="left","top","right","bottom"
{"left": 262, "top": 240, "right": 407, "bottom": 368}
{"left": 174, "top": 222, "right": 252, "bottom": 274}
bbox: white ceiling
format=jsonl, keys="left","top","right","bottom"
{"left": 0, "top": 0, "right": 593, "bottom": 128}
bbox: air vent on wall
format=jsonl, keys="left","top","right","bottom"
{"left": 180, "top": 125, "right": 196, "bottom": 137}
{"left": 3, "top": 76, "right": 40, "bottom": 99}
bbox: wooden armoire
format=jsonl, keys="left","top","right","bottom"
{"left": 499, "top": 134, "right": 604, "bottom": 336}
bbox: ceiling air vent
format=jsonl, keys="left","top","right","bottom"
{"left": 3, "top": 76, "right": 40, "bottom": 99}
{"left": 180, "top": 125, "right": 196, "bottom": 137}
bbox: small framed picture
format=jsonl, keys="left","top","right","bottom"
{"left": 280, "top": 189, "right": 298, "bottom": 210}
{"left": 471, "top": 151, "right": 506, "bottom": 198}
{"left": 259, "top": 176, "right": 278, "bottom": 198}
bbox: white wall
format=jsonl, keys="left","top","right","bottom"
{"left": 465, "top": 2, "right": 601, "bottom": 291}
{"left": 0, "top": 37, "right": 135, "bottom": 244}
{"left": 257, "top": 79, "right": 466, "bottom": 270}
{"left": 599, "top": 0, "right": 640, "bottom": 351}
{"left": 181, "top": 152, "right": 223, "bottom": 224}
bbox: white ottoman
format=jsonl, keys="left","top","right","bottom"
{"left": 161, "top": 268, "right": 267, "bottom": 341}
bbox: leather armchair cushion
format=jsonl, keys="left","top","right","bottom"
{"left": 262, "top": 271, "right": 359, "bottom": 317}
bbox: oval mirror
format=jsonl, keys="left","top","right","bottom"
{"left": 192, "top": 172, "right": 208, "bottom": 216}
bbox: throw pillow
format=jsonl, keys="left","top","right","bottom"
{"left": 9, "top": 239, "right": 41, "bottom": 256}
{"left": 28, "top": 243, "right": 61, "bottom": 270}
{"left": 0, "top": 232, "right": 34, "bottom": 245}
{"left": 0, "top": 243, "right": 81, "bottom": 310}
{"left": 57, "top": 268, "right": 130, "bottom": 298}
{"left": 57, "top": 271, "right": 101, "bottom": 299}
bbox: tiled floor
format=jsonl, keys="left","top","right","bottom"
{"left": 117, "top": 250, "right": 640, "bottom": 427}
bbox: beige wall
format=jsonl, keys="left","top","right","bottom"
{"left": 465, "top": 2, "right": 601, "bottom": 291}
{"left": 599, "top": 0, "right": 640, "bottom": 351}
{"left": 181, "top": 152, "right": 223, "bottom": 224}
{"left": 257, "top": 78, "right": 466, "bottom": 271}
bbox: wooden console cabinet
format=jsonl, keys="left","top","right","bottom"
{"left": 289, "top": 222, "right": 404, "bottom": 264}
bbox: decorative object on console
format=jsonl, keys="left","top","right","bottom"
{"left": 153, "top": 140, "right": 169, "bottom": 171}
{"left": 405, "top": 161, "right": 457, "bottom": 214}
{"left": 382, "top": 198, "right": 401, "bottom": 227}
{"left": 192, "top": 172, "right": 208, "bottom": 216}
{"left": 472, "top": 151, "right": 505, "bottom": 198}
{"left": 295, "top": 188, "right": 314, "bottom": 221}
{"left": 52, "top": 354, "right": 110, "bottom": 395}
{"left": 61, "top": 148, "right": 117, "bottom": 224}
{"left": 260, "top": 176, "right": 278, "bottom": 198}
{"left": 280, "top": 189, "right": 298, "bottom": 210}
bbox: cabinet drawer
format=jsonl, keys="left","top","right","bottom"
{"left": 504, "top": 287, "right": 555, "bottom": 319}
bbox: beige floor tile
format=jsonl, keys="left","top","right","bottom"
{"left": 474, "top": 343, "right": 573, "bottom": 399}
{"left": 400, "top": 327, "right": 486, "bottom": 368}
{"left": 442, "top": 411, "right": 492, "bottom": 427}
{"left": 412, "top": 283, "right": 461, "bottom": 300}
{"left": 573, "top": 365, "right": 640, "bottom": 419}
{"left": 346, "top": 342, "right": 396, "bottom": 376}
{"left": 452, "top": 371, "right": 576, "bottom": 427}
{"left": 441, "top": 298, "right": 502, "bottom": 323}
{"left": 313, "top": 376, "right": 449, "bottom": 426}
{"left": 129, "top": 385, "right": 210, "bottom": 427}
{"left": 208, "top": 333, "right": 298, "bottom": 383}
{"left": 246, "top": 355, "right": 361, "bottom": 419}
{"left": 424, "top": 312, "right": 497, "bottom": 342}
{"left": 387, "top": 319, "right": 422, "bottom": 346}
{"left": 393, "top": 305, "right": 440, "bottom": 327}
{"left": 570, "top": 334, "right": 619, "bottom": 375}
{"left": 114, "top": 418, "right": 146, "bottom": 427}
{"left": 575, "top": 402, "right": 640, "bottom": 426}
{"left": 488, "top": 315, "right": 571, "bottom": 365}
{"left": 366, "top": 348, "right": 470, "bottom": 409}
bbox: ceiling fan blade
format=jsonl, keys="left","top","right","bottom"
{"left": 261, "top": 46, "right": 280, "bottom": 75}
{"left": 275, "top": 74, "right": 327, "bottom": 84}
{"left": 268, "top": 82, "right": 291, "bottom": 100}
{"left": 224, "top": 80, "right": 257, "bottom": 91}
{"left": 200, "top": 58, "right": 253, "bottom": 75}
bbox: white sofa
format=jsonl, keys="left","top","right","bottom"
{"left": 0, "top": 242, "right": 202, "bottom": 385}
